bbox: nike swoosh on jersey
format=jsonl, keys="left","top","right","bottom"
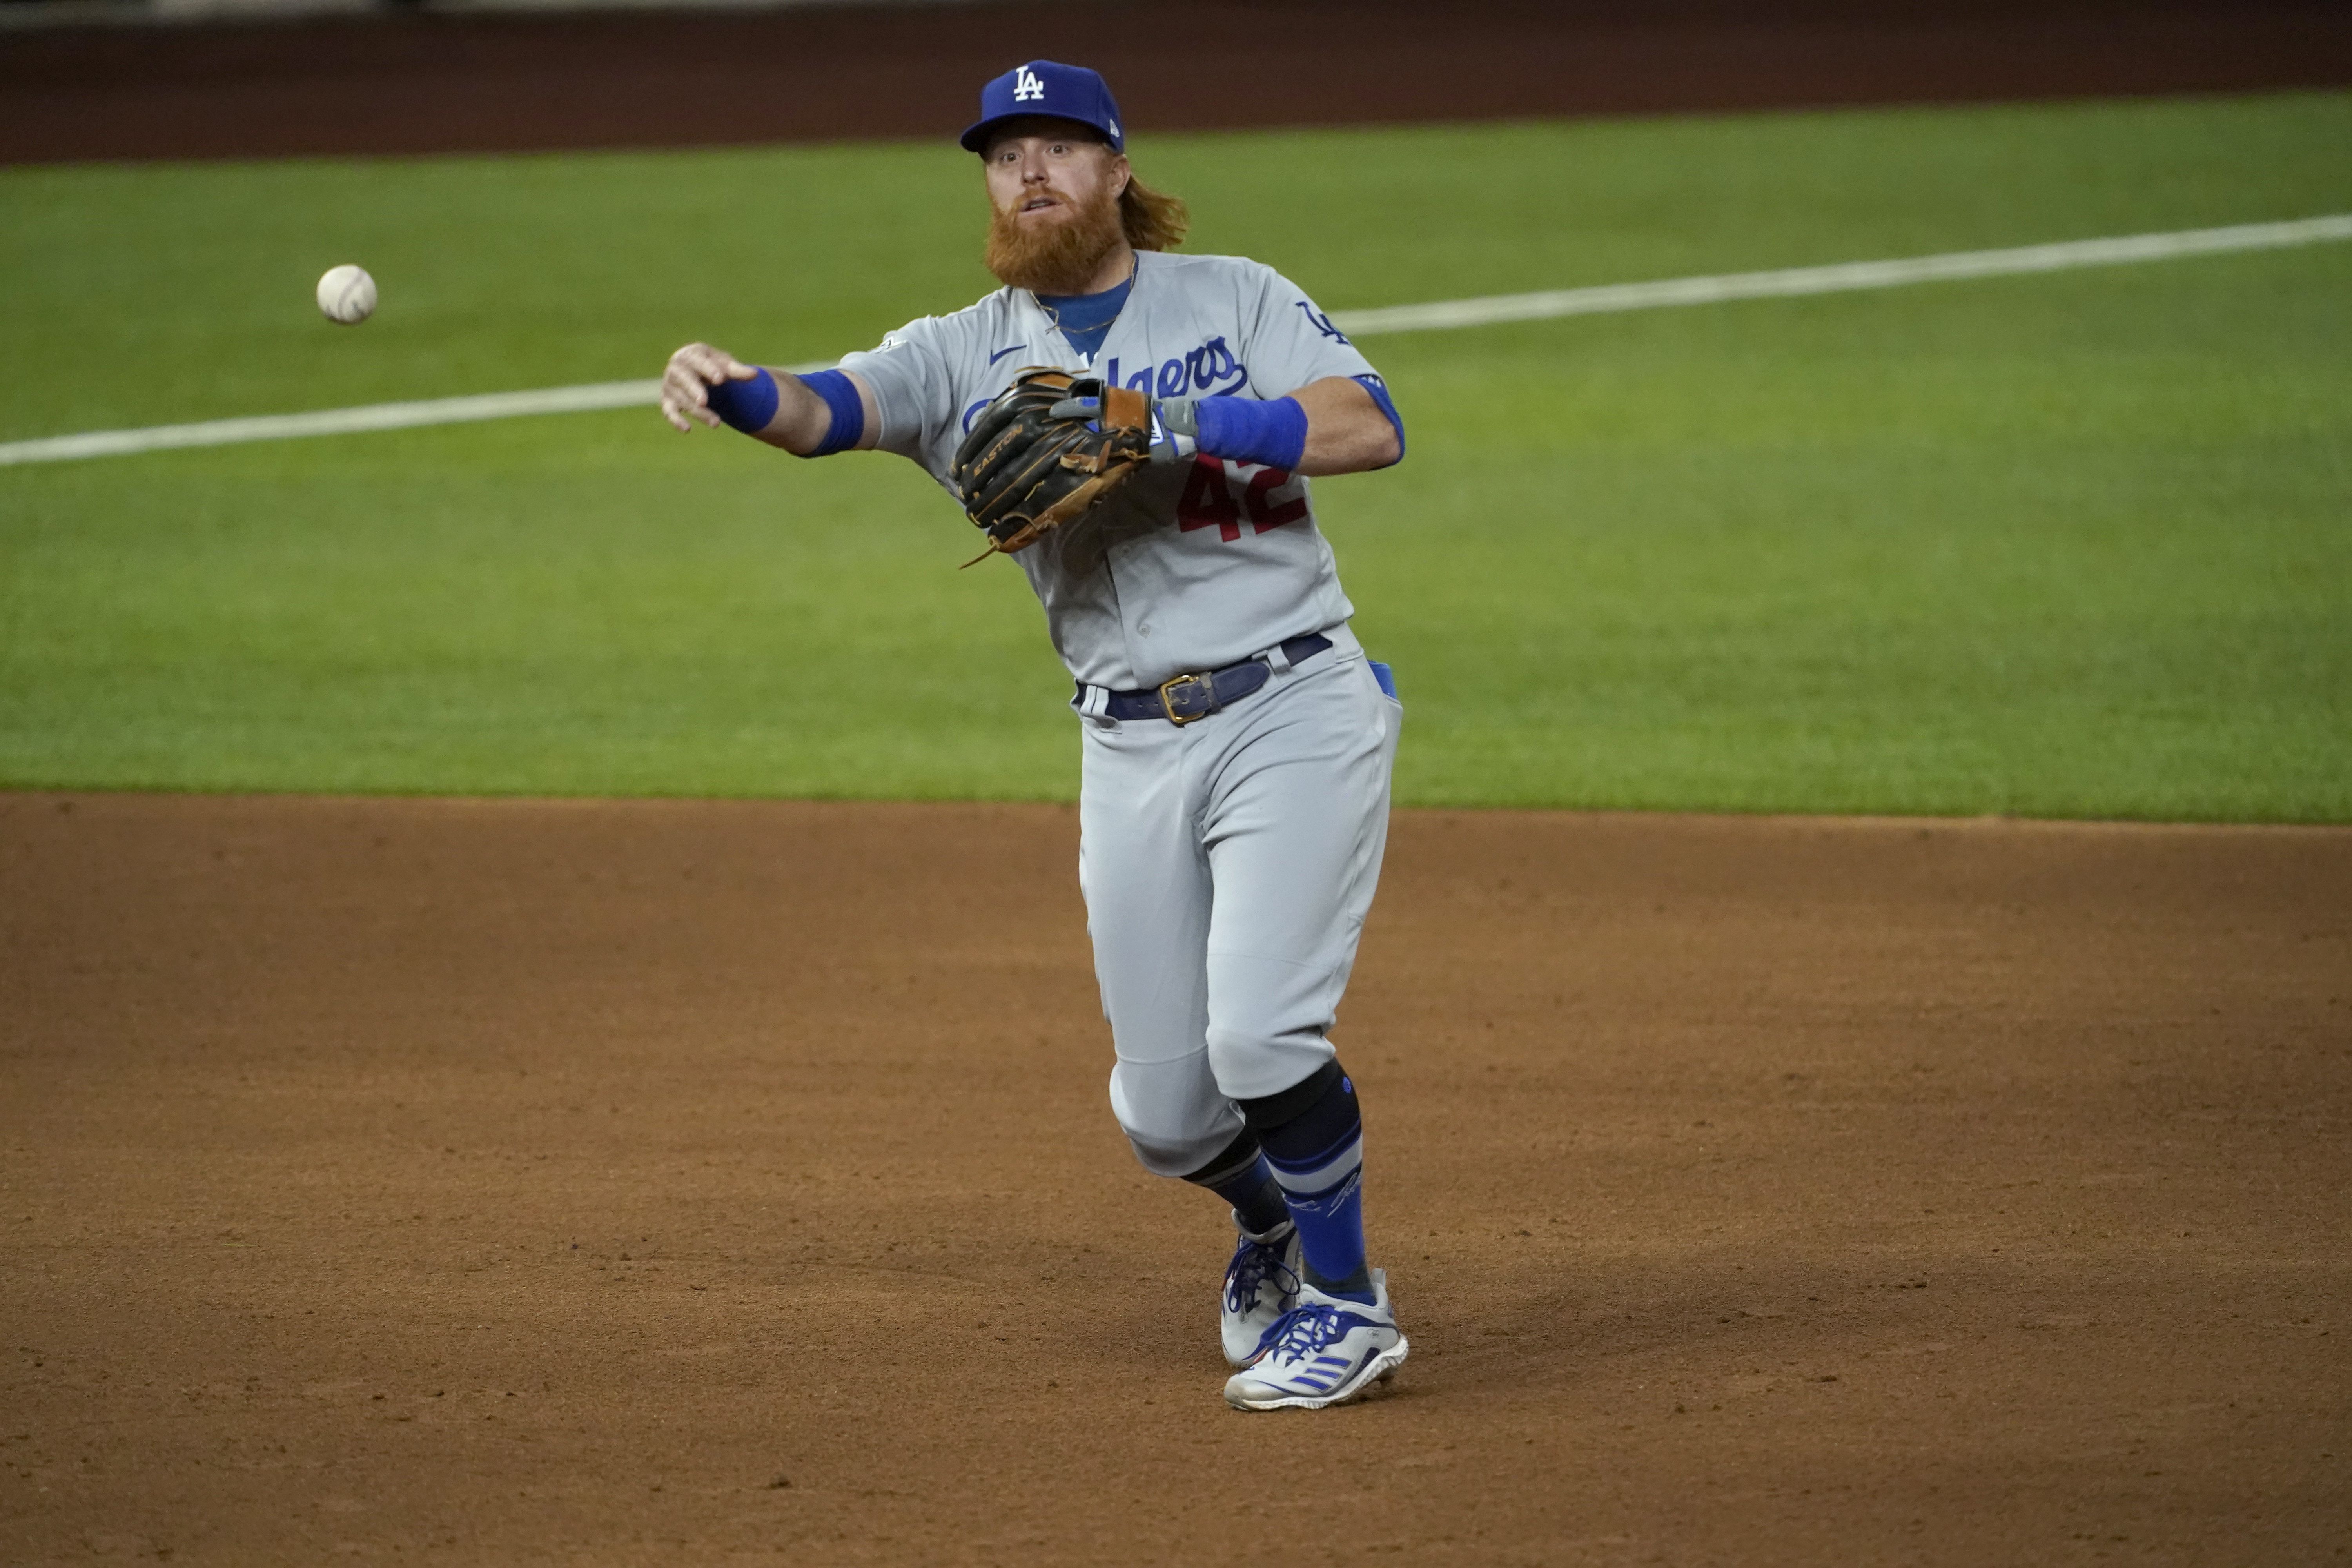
{"left": 987, "top": 343, "right": 1028, "bottom": 365}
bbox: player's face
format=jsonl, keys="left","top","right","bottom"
{"left": 982, "top": 124, "right": 1129, "bottom": 229}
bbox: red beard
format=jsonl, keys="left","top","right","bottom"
{"left": 985, "top": 182, "right": 1125, "bottom": 294}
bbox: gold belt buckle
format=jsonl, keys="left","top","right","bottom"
{"left": 1158, "top": 672, "right": 1214, "bottom": 724}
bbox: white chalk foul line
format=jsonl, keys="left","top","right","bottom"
{"left": 0, "top": 366, "right": 825, "bottom": 467}
{"left": 1330, "top": 212, "right": 2352, "bottom": 335}
{"left": 3, "top": 215, "right": 2346, "bottom": 468}
{"left": 0, "top": 378, "right": 655, "bottom": 466}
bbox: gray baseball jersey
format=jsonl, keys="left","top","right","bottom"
{"left": 837, "top": 249, "right": 1384, "bottom": 690}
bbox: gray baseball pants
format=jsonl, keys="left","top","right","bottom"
{"left": 1076, "top": 636, "right": 1401, "bottom": 1178}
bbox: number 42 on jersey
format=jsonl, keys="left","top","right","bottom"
{"left": 1178, "top": 456, "right": 1308, "bottom": 542}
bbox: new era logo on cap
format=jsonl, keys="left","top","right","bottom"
{"left": 960, "top": 60, "right": 1127, "bottom": 153}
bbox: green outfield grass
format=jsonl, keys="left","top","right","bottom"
{"left": 2, "top": 92, "right": 2348, "bottom": 817}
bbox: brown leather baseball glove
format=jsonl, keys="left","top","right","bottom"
{"left": 951, "top": 368, "right": 1154, "bottom": 564}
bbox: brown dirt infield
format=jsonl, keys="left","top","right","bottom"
{"left": 3, "top": 790, "right": 2347, "bottom": 1564}
{"left": 5, "top": 0, "right": 2351, "bottom": 165}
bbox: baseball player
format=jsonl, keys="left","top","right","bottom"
{"left": 659, "top": 60, "right": 1410, "bottom": 1411}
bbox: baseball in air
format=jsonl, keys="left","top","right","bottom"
{"left": 316, "top": 264, "right": 377, "bottom": 325}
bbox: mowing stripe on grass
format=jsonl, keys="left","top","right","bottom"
{"left": 4, "top": 213, "right": 2347, "bottom": 468}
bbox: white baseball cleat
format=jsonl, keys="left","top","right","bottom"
{"left": 1221, "top": 1218, "right": 1303, "bottom": 1367}
{"left": 1222, "top": 1269, "right": 1407, "bottom": 1410}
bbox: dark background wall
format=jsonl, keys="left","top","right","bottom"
{"left": 4, "top": 0, "right": 2350, "bottom": 163}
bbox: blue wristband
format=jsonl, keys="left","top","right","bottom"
{"left": 799, "top": 370, "right": 866, "bottom": 458}
{"left": 705, "top": 367, "right": 780, "bottom": 434}
{"left": 1194, "top": 395, "right": 1309, "bottom": 472}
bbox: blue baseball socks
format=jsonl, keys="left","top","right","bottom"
{"left": 1181, "top": 1131, "right": 1291, "bottom": 1238}
{"left": 1238, "top": 1061, "right": 1372, "bottom": 1303}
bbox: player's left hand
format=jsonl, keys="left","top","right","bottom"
{"left": 1050, "top": 392, "right": 1200, "bottom": 466}
{"left": 660, "top": 343, "right": 759, "bottom": 433}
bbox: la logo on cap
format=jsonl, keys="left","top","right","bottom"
{"left": 960, "top": 60, "right": 1125, "bottom": 152}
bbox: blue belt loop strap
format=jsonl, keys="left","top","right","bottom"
{"left": 1087, "top": 633, "right": 1333, "bottom": 724}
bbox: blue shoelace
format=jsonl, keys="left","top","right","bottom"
{"left": 1224, "top": 1234, "right": 1300, "bottom": 1316}
{"left": 1262, "top": 1299, "right": 1368, "bottom": 1363}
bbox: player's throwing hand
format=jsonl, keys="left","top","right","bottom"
{"left": 660, "top": 343, "right": 759, "bottom": 432}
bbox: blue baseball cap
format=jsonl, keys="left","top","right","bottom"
{"left": 960, "top": 60, "right": 1125, "bottom": 154}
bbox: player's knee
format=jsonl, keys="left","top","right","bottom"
{"left": 1121, "top": 1126, "right": 1235, "bottom": 1179}
{"left": 1108, "top": 1058, "right": 1243, "bottom": 1178}
{"left": 1205, "top": 1024, "right": 1336, "bottom": 1104}
{"left": 1235, "top": 1058, "right": 1347, "bottom": 1132}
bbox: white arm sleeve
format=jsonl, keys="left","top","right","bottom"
{"left": 1240, "top": 266, "right": 1382, "bottom": 399}
{"left": 836, "top": 315, "right": 968, "bottom": 471}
